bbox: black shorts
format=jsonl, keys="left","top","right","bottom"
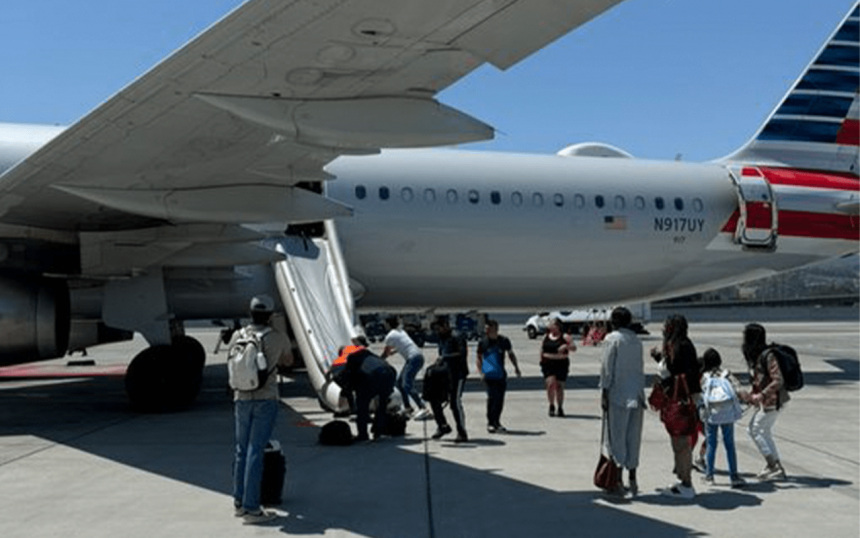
{"left": 541, "top": 359, "right": 570, "bottom": 381}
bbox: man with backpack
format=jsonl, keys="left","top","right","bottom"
{"left": 476, "top": 319, "right": 521, "bottom": 433}
{"left": 230, "top": 295, "right": 291, "bottom": 524}
{"left": 429, "top": 316, "right": 470, "bottom": 443}
{"left": 740, "top": 323, "right": 793, "bottom": 481}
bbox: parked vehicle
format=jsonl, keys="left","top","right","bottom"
{"left": 523, "top": 304, "right": 650, "bottom": 339}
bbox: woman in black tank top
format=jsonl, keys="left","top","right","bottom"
{"left": 540, "top": 318, "right": 576, "bottom": 417}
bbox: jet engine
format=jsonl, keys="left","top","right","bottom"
{"left": 0, "top": 274, "right": 70, "bottom": 365}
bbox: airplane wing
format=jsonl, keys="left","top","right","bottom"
{"left": 0, "top": 0, "right": 624, "bottom": 272}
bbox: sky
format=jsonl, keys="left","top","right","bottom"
{"left": 0, "top": 0, "right": 855, "bottom": 163}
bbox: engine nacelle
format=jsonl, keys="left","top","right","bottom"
{"left": 0, "top": 274, "right": 70, "bottom": 365}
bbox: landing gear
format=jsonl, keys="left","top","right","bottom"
{"left": 125, "top": 336, "right": 206, "bottom": 412}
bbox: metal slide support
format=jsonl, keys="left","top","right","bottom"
{"left": 273, "top": 221, "right": 358, "bottom": 411}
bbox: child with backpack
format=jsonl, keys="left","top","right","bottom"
{"left": 699, "top": 348, "right": 746, "bottom": 488}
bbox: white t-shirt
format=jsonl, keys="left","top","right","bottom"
{"left": 384, "top": 328, "right": 421, "bottom": 360}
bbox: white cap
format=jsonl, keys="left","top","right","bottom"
{"left": 250, "top": 294, "right": 275, "bottom": 313}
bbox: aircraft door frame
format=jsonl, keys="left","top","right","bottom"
{"left": 728, "top": 166, "right": 778, "bottom": 250}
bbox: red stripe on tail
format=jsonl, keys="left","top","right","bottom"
{"left": 836, "top": 119, "right": 859, "bottom": 146}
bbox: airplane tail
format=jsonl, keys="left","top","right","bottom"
{"left": 723, "top": 2, "right": 859, "bottom": 176}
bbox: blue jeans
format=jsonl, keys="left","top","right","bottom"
{"left": 705, "top": 422, "right": 739, "bottom": 478}
{"left": 233, "top": 399, "right": 279, "bottom": 512}
{"left": 397, "top": 353, "right": 425, "bottom": 409}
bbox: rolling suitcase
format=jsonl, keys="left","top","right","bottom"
{"left": 260, "top": 440, "right": 286, "bottom": 506}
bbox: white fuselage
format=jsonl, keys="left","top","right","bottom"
{"left": 0, "top": 123, "right": 855, "bottom": 314}
{"left": 326, "top": 149, "right": 854, "bottom": 310}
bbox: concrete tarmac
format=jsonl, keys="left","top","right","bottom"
{"left": 1, "top": 321, "right": 857, "bottom": 538}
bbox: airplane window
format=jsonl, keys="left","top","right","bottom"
{"left": 595, "top": 195, "right": 605, "bottom": 208}
{"left": 574, "top": 194, "right": 585, "bottom": 208}
{"left": 634, "top": 196, "right": 645, "bottom": 210}
{"left": 532, "top": 193, "right": 544, "bottom": 206}
{"left": 355, "top": 185, "right": 366, "bottom": 200}
{"left": 379, "top": 186, "right": 390, "bottom": 200}
{"left": 447, "top": 189, "right": 458, "bottom": 204}
{"left": 674, "top": 197, "right": 684, "bottom": 211}
{"left": 491, "top": 191, "right": 501, "bottom": 205}
{"left": 693, "top": 197, "right": 704, "bottom": 212}
{"left": 401, "top": 187, "right": 414, "bottom": 202}
{"left": 655, "top": 197, "right": 665, "bottom": 210}
{"left": 424, "top": 188, "right": 436, "bottom": 203}
{"left": 468, "top": 189, "right": 480, "bottom": 204}
{"left": 553, "top": 193, "right": 564, "bottom": 207}
{"left": 511, "top": 192, "right": 523, "bottom": 206}
{"left": 614, "top": 195, "right": 625, "bottom": 210}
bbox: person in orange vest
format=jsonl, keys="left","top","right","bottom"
{"left": 332, "top": 343, "right": 397, "bottom": 442}
{"left": 329, "top": 337, "right": 369, "bottom": 415}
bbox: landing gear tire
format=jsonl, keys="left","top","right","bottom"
{"left": 125, "top": 337, "right": 206, "bottom": 412}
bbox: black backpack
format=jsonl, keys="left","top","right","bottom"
{"left": 422, "top": 359, "right": 450, "bottom": 403}
{"left": 765, "top": 344, "right": 804, "bottom": 392}
{"left": 318, "top": 420, "right": 354, "bottom": 446}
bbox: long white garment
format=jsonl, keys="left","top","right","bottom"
{"left": 599, "top": 328, "right": 645, "bottom": 408}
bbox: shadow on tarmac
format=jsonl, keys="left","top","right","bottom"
{"left": 0, "top": 362, "right": 853, "bottom": 538}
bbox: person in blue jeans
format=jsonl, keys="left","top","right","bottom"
{"left": 380, "top": 316, "right": 431, "bottom": 420}
{"left": 699, "top": 348, "right": 746, "bottom": 489}
{"left": 232, "top": 295, "right": 291, "bottom": 524}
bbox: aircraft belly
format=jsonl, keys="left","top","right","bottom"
{"left": 339, "top": 218, "right": 712, "bottom": 309}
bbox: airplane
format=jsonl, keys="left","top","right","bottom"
{"left": 0, "top": 1, "right": 857, "bottom": 412}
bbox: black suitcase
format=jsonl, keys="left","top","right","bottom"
{"left": 260, "top": 440, "right": 286, "bottom": 506}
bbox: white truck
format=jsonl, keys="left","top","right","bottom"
{"left": 523, "top": 303, "right": 651, "bottom": 339}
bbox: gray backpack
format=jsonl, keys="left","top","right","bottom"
{"left": 227, "top": 327, "right": 273, "bottom": 391}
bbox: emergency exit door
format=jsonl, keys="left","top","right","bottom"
{"left": 728, "top": 166, "right": 778, "bottom": 250}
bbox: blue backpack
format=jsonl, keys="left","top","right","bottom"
{"left": 481, "top": 346, "right": 505, "bottom": 379}
{"left": 481, "top": 337, "right": 508, "bottom": 380}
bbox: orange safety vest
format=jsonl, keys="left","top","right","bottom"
{"left": 333, "top": 345, "right": 365, "bottom": 367}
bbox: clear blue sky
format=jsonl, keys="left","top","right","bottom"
{"left": 0, "top": 0, "right": 854, "bottom": 163}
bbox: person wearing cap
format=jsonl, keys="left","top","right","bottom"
{"left": 232, "top": 294, "right": 291, "bottom": 524}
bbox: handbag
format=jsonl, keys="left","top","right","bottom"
{"left": 594, "top": 453, "right": 621, "bottom": 491}
{"left": 660, "top": 374, "right": 697, "bottom": 436}
{"left": 648, "top": 378, "right": 667, "bottom": 411}
{"left": 593, "top": 410, "right": 621, "bottom": 491}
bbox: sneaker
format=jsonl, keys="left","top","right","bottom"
{"left": 660, "top": 483, "right": 695, "bottom": 500}
{"left": 233, "top": 503, "right": 245, "bottom": 518}
{"left": 494, "top": 424, "right": 507, "bottom": 433}
{"left": 701, "top": 475, "right": 714, "bottom": 486}
{"left": 454, "top": 433, "right": 469, "bottom": 443}
{"left": 730, "top": 475, "right": 747, "bottom": 489}
{"left": 548, "top": 405, "right": 556, "bottom": 417}
{"left": 692, "top": 456, "right": 706, "bottom": 473}
{"left": 242, "top": 510, "right": 277, "bottom": 525}
{"left": 412, "top": 408, "right": 432, "bottom": 421}
{"left": 757, "top": 464, "right": 786, "bottom": 481}
{"left": 487, "top": 425, "right": 498, "bottom": 433}
{"left": 431, "top": 424, "right": 452, "bottom": 440}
